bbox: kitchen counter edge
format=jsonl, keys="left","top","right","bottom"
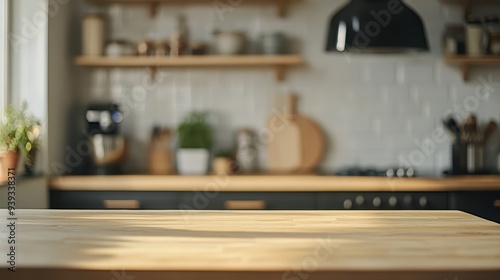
{"left": 48, "top": 175, "right": 500, "bottom": 192}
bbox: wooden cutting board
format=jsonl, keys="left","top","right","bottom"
{"left": 267, "top": 94, "right": 325, "bottom": 173}
{"left": 294, "top": 112, "right": 326, "bottom": 173}
{"left": 267, "top": 94, "right": 301, "bottom": 173}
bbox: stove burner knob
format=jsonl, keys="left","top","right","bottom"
{"left": 406, "top": 168, "right": 415, "bottom": 178}
{"left": 396, "top": 168, "right": 406, "bottom": 178}
{"left": 373, "top": 197, "right": 382, "bottom": 208}
{"left": 343, "top": 199, "right": 353, "bottom": 210}
{"left": 386, "top": 169, "right": 395, "bottom": 178}
{"left": 404, "top": 195, "right": 412, "bottom": 205}
{"left": 419, "top": 197, "right": 428, "bottom": 208}
{"left": 388, "top": 196, "right": 398, "bottom": 207}
{"left": 355, "top": 195, "right": 365, "bottom": 205}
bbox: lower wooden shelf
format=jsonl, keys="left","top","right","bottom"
{"left": 444, "top": 55, "right": 500, "bottom": 81}
{"left": 75, "top": 55, "right": 304, "bottom": 81}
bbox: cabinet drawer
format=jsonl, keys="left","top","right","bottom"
{"left": 50, "top": 191, "right": 181, "bottom": 210}
{"left": 453, "top": 192, "right": 500, "bottom": 223}
{"left": 180, "top": 192, "right": 316, "bottom": 210}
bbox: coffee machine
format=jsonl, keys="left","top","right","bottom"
{"left": 85, "top": 103, "right": 127, "bottom": 175}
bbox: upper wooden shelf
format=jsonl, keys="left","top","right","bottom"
{"left": 75, "top": 55, "right": 304, "bottom": 81}
{"left": 88, "top": 0, "right": 297, "bottom": 17}
{"left": 444, "top": 55, "right": 500, "bottom": 81}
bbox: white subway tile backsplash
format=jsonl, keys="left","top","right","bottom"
{"left": 76, "top": 0, "right": 500, "bottom": 175}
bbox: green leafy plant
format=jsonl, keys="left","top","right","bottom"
{"left": 0, "top": 102, "right": 41, "bottom": 163}
{"left": 177, "top": 112, "right": 213, "bottom": 149}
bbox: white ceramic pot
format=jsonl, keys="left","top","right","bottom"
{"left": 177, "top": 149, "right": 210, "bottom": 175}
{"left": 214, "top": 32, "right": 245, "bottom": 55}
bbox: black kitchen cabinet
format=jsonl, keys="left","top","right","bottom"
{"left": 180, "top": 192, "right": 317, "bottom": 210}
{"left": 50, "top": 191, "right": 182, "bottom": 210}
{"left": 452, "top": 192, "right": 500, "bottom": 223}
{"left": 50, "top": 191, "right": 316, "bottom": 210}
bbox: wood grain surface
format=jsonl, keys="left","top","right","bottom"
{"left": 48, "top": 175, "right": 500, "bottom": 192}
{"left": 0, "top": 210, "right": 499, "bottom": 280}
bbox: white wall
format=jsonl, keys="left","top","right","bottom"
{"left": 74, "top": 0, "right": 500, "bottom": 176}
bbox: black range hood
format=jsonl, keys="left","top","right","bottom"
{"left": 326, "top": 0, "right": 429, "bottom": 53}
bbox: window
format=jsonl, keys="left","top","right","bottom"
{"left": 0, "top": 0, "right": 8, "bottom": 114}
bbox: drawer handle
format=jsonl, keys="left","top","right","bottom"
{"left": 104, "top": 200, "right": 140, "bottom": 209}
{"left": 224, "top": 200, "right": 267, "bottom": 210}
{"left": 494, "top": 200, "right": 500, "bottom": 208}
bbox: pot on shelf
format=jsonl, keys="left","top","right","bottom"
{"left": 176, "top": 149, "right": 210, "bottom": 175}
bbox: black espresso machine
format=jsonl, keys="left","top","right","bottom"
{"left": 85, "top": 103, "right": 127, "bottom": 175}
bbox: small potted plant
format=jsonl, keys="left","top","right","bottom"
{"left": 0, "top": 102, "right": 41, "bottom": 178}
{"left": 176, "top": 112, "right": 213, "bottom": 175}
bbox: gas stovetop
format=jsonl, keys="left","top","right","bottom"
{"left": 335, "top": 167, "right": 416, "bottom": 178}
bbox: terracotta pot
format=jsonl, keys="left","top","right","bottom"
{"left": 0, "top": 151, "right": 20, "bottom": 182}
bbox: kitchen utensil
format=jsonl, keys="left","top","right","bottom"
{"left": 236, "top": 129, "right": 257, "bottom": 173}
{"left": 482, "top": 120, "right": 497, "bottom": 144}
{"left": 154, "top": 41, "right": 169, "bottom": 56}
{"left": 148, "top": 127, "right": 173, "bottom": 175}
{"left": 190, "top": 42, "right": 208, "bottom": 55}
{"left": 82, "top": 14, "right": 105, "bottom": 56}
{"left": 467, "top": 143, "right": 484, "bottom": 173}
{"left": 260, "top": 33, "right": 286, "bottom": 55}
{"left": 292, "top": 96, "right": 326, "bottom": 173}
{"left": 466, "top": 16, "right": 484, "bottom": 56}
{"left": 443, "top": 117, "right": 461, "bottom": 142}
{"left": 267, "top": 94, "right": 301, "bottom": 173}
{"left": 443, "top": 24, "right": 466, "bottom": 55}
{"left": 137, "top": 40, "right": 154, "bottom": 56}
{"left": 170, "top": 15, "right": 188, "bottom": 56}
{"left": 452, "top": 142, "right": 468, "bottom": 175}
{"left": 214, "top": 31, "right": 245, "bottom": 55}
{"left": 90, "top": 134, "right": 128, "bottom": 175}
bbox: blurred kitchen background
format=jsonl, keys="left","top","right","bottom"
{"left": 5, "top": 0, "right": 500, "bottom": 177}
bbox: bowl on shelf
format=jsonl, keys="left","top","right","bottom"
{"left": 214, "top": 32, "right": 246, "bottom": 55}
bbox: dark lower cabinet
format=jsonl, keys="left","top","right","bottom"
{"left": 49, "top": 190, "right": 500, "bottom": 224}
{"left": 50, "top": 191, "right": 182, "bottom": 210}
{"left": 179, "top": 192, "right": 317, "bottom": 210}
{"left": 452, "top": 192, "right": 500, "bottom": 223}
{"left": 50, "top": 191, "right": 316, "bottom": 210}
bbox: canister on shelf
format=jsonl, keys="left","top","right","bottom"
{"left": 137, "top": 40, "right": 154, "bottom": 56}
{"left": 154, "top": 41, "right": 170, "bottom": 56}
{"left": 485, "top": 15, "right": 500, "bottom": 54}
{"left": 443, "top": 24, "right": 466, "bottom": 55}
{"left": 82, "top": 14, "right": 105, "bottom": 56}
{"left": 466, "top": 16, "right": 484, "bottom": 56}
{"left": 106, "top": 39, "right": 135, "bottom": 56}
{"left": 236, "top": 129, "right": 258, "bottom": 173}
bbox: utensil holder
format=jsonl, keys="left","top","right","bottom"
{"left": 452, "top": 142, "right": 468, "bottom": 175}
{"left": 452, "top": 142, "right": 485, "bottom": 175}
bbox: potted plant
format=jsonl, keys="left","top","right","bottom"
{"left": 176, "top": 112, "right": 213, "bottom": 175}
{"left": 0, "top": 102, "right": 41, "bottom": 178}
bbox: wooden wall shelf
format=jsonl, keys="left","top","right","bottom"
{"left": 444, "top": 55, "right": 500, "bottom": 81}
{"left": 88, "top": 0, "right": 296, "bottom": 18}
{"left": 75, "top": 55, "right": 304, "bottom": 81}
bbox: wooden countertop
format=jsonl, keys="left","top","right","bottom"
{"left": 1, "top": 210, "right": 499, "bottom": 280}
{"left": 49, "top": 175, "right": 500, "bottom": 192}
